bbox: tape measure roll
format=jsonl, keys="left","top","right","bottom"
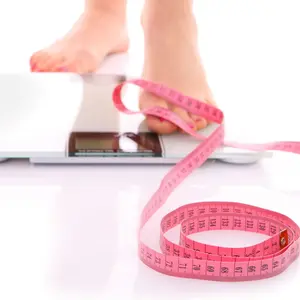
{"left": 112, "top": 79, "right": 300, "bottom": 281}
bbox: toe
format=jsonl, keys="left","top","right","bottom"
{"left": 38, "top": 57, "right": 59, "bottom": 72}
{"left": 38, "top": 53, "right": 71, "bottom": 72}
{"left": 189, "top": 97, "right": 216, "bottom": 130}
{"left": 190, "top": 114, "right": 208, "bottom": 131}
{"left": 30, "top": 51, "right": 52, "bottom": 71}
{"left": 45, "top": 56, "right": 68, "bottom": 71}
{"left": 172, "top": 106, "right": 196, "bottom": 131}
{"left": 146, "top": 115, "right": 177, "bottom": 134}
{"left": 30, "top": 51, "right": 70, "bottom": 72}
{"left": 139, "top": 91, "right": 177, "bottom": 134}
{"left": 30, "top": 51, "right": 48, "bottom": 71}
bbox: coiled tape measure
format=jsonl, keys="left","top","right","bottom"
{"left": 112, "top": 79, "right": 300, "bottom": 281}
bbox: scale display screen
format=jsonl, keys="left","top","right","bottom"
{"left": 68, "top": 132, "right": 163, "bottom": 157}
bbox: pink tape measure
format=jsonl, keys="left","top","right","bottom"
{"left": 112, "top": 79, "right": 300, "bottom": 281}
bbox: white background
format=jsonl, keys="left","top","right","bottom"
{"left": 1, "top": 1, "right": 300, "bottom": 299}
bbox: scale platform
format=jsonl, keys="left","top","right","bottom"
{"left": 0, "top": 73, "right": 269, "bottom": 165}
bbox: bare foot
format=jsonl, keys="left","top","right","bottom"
{"left": 30, "top": 9, "right": 129, "bottom": 73}
{"left": 139, "top": 13, "right": 216, "bottom": 134}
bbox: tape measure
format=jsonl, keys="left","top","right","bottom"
{"left": 112, "top": 79, "right": 300, "bottom": 281}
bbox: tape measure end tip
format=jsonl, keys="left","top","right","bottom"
{"left": 279, "top": 229, "right": 288, "bottom": 250}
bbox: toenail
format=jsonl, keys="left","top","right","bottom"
{"left": 188, "top": 123, "right": 195, "bottom": 129}
{"left": 31, "top": 65, "right": 38, "bottom": 72}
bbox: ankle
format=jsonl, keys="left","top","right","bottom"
{"left": 143, "top": 0, "right": 194, "bottom": 25}
{"left": 142, "top": 8, "right": 198, "bottom": 43}
{"left": 85, "top": 0, "right": 127, "bottom": 22}
{"left": 143, "top": 0, "right": 193, "bottom": 15}
{"left": 143, "top": 1, "right": 196, "bottom": 32}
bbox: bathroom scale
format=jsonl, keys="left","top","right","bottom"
{"left": 0, "top": 73, "right": 268, "bottom": 164}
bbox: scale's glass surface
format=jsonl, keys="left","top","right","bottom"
{"left": 0, "top": 73, "right": 268, "bottom": 164}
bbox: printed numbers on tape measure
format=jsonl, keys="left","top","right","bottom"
{"left": 112, "top": 79, "right": 300, "bottom": 281}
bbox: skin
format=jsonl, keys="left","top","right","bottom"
{"left": 30, "top": 0, "right": 216, "bottom": 134}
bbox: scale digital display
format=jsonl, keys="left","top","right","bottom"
{"left": 68, "top": 132, "right": 163, "bottom": 157}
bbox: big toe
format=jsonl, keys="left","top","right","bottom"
{"left": 30, "top": 50, "right": 51, "bottom": 71}
{"left": 139, "top": 91, "right": 178, "bottom": 134}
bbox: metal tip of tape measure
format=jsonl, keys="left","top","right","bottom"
{"left": 280, "top": 229, "right": 288, "bottom": 249}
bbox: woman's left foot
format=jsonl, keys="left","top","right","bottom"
{"left": 30, "top": 8, "right": 128, "bottom": 73}
{"left": 139, "top": 11, "right": 216, "bottom": 134}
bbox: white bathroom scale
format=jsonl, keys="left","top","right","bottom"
{"left": 0, "top": 73, "right": 268, "bottom": 164}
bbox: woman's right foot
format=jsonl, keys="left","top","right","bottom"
{"left": 30, "top": 8, "right": 129, "bottom": 73}
{"left": 139, "top": 3, "right": 216, "bottom": 134}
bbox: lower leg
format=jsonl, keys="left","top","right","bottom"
{"left": 140, "top": 0, "right": 216, "bottom": 134}
{"left": 30, "top": 0, "right": 128, "bottom": 73}
{"left": 84, "top": 0, "right": 126, "bottom": 11}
